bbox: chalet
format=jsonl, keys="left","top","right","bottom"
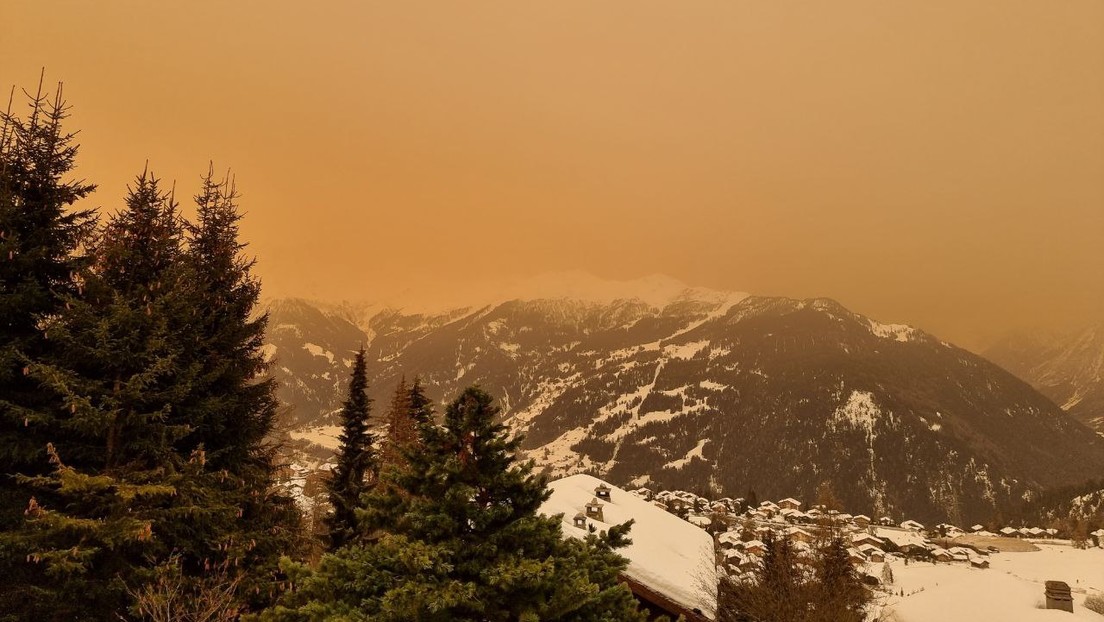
{"left": 857, "top": 544, "right": 885, "bottom": 562}
{"left": 779, "top": 508, "right": 801, "bottom": 522}
{"left": 741, "top": 540, "right": 766, "bottom": 557}
{"left": 542, "top": 475, "right": 717, "bottom": 622}
{"left": 931, "top": 548, "right": 954, "bottom": 562}
{"left": 786, "top": 527, "right": 815, "bottom": 544}
{"left": 717, "top": 531, "right": 742, "bottom": 549}
{"left": 852, "top": 515, "right": 872, "bottom": 528}
{"left": 971, "top": 558, "right": 990, "bottom": 569}
{"left": 999, "top": 527, "right": 1019, "bottom": 538}
{"left": 846, "top": 547, "right": 866, "bottom": 565}
{"left": 778, "top": 498, "right": 802, "bottom": 511}
{"left": 970, "top": 524, "right": 985, "bottom": 532}
{"left": 878, "top": 516, "right": 896, "bottom": 526}
{"left": 898, "top": 543, "right": 929, "bottom": 557}
{"left": 900, "top": 520, "right": 924, "bottom": 532}
{"left": 1091, "top": 529, "right": 1104, "bottom": 547}
{"left": 688, "top": 514, "right": 711, "bottom": 528}
{"left": 851, "top": 533, "right": 885, "bottom": 549}
{"left": 723, "top": 550, "right": 759, "bottom": 573}
{"left": 943, "top": 547, "right": 969, "bottom": 562}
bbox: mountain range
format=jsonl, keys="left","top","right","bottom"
{"left": 984, "top": 324, "right": 1104, "bottom": 433}
{"left": 263, "top": 277, "right": 1104, "bottom": 525}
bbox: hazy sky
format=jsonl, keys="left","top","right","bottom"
{"left": 4, "top": 1, "right": 1102, "bottom": 349}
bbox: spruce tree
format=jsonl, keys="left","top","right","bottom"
{"left": 810, "top": 535, "right": 867, "bottom": 622}
{"left": 377, "top": 377, "right": 422, "bottom": 484}
{"left": 12, "top": 170, "right": 198, "bottom": 619}
{"left": 407, "top": 376, "right": 434, "bottom": 427}
{"left": 177, "top": 166, "right": 301, "bottom": 606}
{"left": 258, "top": 386, "right": 648, "bottom": 622}
{"left": 324, "top": 347, "right": 374, "bottom": 551}
{"left": 0, "top": 79, "right": 96, "bottom": 617}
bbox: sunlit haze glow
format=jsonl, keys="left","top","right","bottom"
{"left": 4, "top": 1, "right": 1102, "bottom": 348}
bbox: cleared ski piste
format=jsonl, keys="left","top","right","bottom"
{"left": 877, "top": 543, "right": 1104, "bottom": 621}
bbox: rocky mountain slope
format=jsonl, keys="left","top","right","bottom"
{"left": 264, "top": 286, "right": 1104, "bottom": 524}
{"left": 984, "top": 324, "right": 1104, "bottom": 432}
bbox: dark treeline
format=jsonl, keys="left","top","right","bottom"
{"left": 1004, "top": 478, "right": 1104, "bottom": 539}
{"left": 0, "top": 80, "right": 653, "bottom": 621}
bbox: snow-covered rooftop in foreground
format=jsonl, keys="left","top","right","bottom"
{"left": 881, "top": 545, "right": 1104, "bottom": 621}
{"left": 540, "top": 474, "right": 717, "bottom": 619}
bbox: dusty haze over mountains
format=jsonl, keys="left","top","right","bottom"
{"left": 3, "top": 0, "right": 1102, "bottom": 349}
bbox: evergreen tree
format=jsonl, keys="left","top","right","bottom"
{"left": 177, "top": 166, "right": 302, "bottom": 606}
{"left": 809, "top": 535, "right": 867, "bottom": 622}
{"left": 745, "top": 489, "right": 759, "bottom": 512}
{"left": 377, "top": 377, "right": 420, "bottom": 485}
{"left": 257, "top": 386, "right": 648, "bottom": 622}
{"left": 880, "top": 560, "right": 894, "bottom": 586}
{"left": 324, "top": 347, "right": 374, "bottom": 551}
{"left": 11, "top": 170, "right": 199, "bottom": 619}
{"left": 0, "top": 79, "right": 96, "bottom": 617}
{"left": 407, "top": 376, "right": 434, "bottom": 427}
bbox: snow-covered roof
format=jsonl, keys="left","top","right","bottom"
{"left": 875, "top": 526, "right": 929, "bottom": 549}
{"left": 541, "top": 474, "right": 717, "bottom": 619}
{"left": 688, "top": 515, "right": 711, "bottom": 527}
{"left": 717, "top": 531, "right": 742, "bottom": 546}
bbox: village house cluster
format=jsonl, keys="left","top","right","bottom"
{"left": 625, "top": 487, "right": 1103, "bottom": 586}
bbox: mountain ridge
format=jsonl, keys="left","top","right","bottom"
{"left": 264, "top": 289, "right": 1104, "bottom": 525}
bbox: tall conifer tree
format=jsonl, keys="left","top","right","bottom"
{"left": 12, "top": 170, "right": 196, "bottom": 619}
{"left": 0, "top": 80, "right": 99, "bottom": 620}
{"left": 177, "top": 166, "right": 301, "bottom": 607}
{"left": 0, "top": 81, "right": 96, "bottom": 606}
{"left": 324, "top": 347, "right": 374, "bottom": 551}
{"left": 378, "top": 377, "right": 421, "bottom": 482}
{"left": 407, "top": 376, "right": 434, "bottom": 427}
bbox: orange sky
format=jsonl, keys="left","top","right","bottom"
{"left": 3, "top": 0, "right": 1102, "bottom": 348}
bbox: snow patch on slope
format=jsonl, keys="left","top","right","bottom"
{"left": 664, "top": 340, "right": 710, "bottom": 360}
{"left": 302, "top": 342, "right": 335, "bottom": 363}
{"left": 868, "top": 319, "right": 918, "bottom": 342}
{"left": 830, "top": 390, "right": 883, "bottom": 437}
{"left": 667, "top": 439, "right": 710, "bottom": 470}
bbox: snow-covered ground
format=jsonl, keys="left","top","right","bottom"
{"left": 289, "top": 424, "right": 343, "bottom": 450}
{"left": 878, "top": 544, "right": 1104, "bottom": 621}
